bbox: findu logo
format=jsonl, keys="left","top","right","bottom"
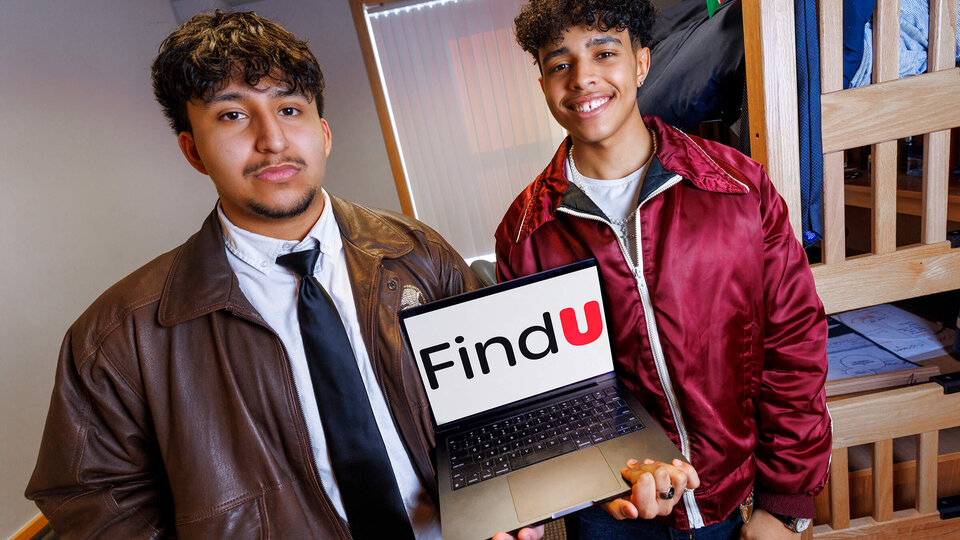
{"left": 418, "top": 301, "right": 603, "bottom": 390}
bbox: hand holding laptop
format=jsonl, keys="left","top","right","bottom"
{"left": 602, "top": 458, "right": 701, "bottom": 520}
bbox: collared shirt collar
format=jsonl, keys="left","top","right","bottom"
{"left": 217, "top": 189, "right": 342, "bottom": 275}
{"left": 158, "top": 195, "right": 408, "bottom": 328}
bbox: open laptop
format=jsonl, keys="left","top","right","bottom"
{"left": 399, "top": 259, "right": 685, "bottom": 540}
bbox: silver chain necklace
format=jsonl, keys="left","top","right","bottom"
{"left": 566, "top": 130, "right": 658, "bottom": 231}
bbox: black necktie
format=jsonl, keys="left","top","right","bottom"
{"left": 276, "top": 248, "right": 415, "bottom": 540}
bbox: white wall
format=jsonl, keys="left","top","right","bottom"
{"left": 0, "top": 0, "right": 397, "bottom": 535}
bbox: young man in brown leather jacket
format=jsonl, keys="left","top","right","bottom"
{"left": 25, "top": 11, "right": 542, "bottom": 540}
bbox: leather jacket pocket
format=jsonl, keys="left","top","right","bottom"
{"left": 740, "top": 322, "right": 761, "bottom": 415}
{"left": 176, "top": 491, "right": 266, "bottom": 539}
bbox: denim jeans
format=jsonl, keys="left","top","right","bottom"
{"left": 569, "top": 505, "right": 743, "bottom": 540}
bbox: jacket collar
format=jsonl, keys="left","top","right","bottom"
{"left": 328, "top": 194, "right": 413, "bottom": 260}
{"left": 158, "top": 195, "right": 413, "bottom": 326}
{"left": 559, "top": 150, "right": 684, "bottom": 219}
{"left": 513, "top": 115, "right": 749, "bottom": 243}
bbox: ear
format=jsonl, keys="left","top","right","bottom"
{"left": 539, "top": 77, "right": 544, "bottom": 92}
{"left": 178, "top": 131, "right": 208, "bottom": 175}
{"left": 320, "top": 118, "right": 332, "bottom": 158}
{"left": 635, "top": 46, "right": 651, "bottom": 86}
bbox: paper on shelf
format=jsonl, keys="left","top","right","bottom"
{"left": 826, "top": 318, "right": 920, "bottom": 381}
{"left": 832, "top": 304, "right": 954, "bottom": 361}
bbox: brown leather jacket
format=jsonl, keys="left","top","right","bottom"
{"left": 26, "top": 196, "right": 479, "bottom": 539}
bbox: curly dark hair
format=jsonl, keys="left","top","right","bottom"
{"left": 152, "top": 10, "right": 325, "bottom": 134}
{"left": 514, "top": 0, "right": 656, "bottom": 66}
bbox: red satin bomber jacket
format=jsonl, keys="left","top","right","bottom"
{"left": 495, "top": 115, "right": 831, "bottom": 529}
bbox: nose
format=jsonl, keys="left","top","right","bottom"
{"left": 255, "top": 115, "right": 289, "bottom": 154}
{"left": 570, "top": 62, "right": 597, "bottom": 90}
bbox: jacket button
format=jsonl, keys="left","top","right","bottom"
{"left": 387, "top": 279, "right": 398, "bottom": 290}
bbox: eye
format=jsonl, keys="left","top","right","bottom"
{"left": 549, "top": 62, "right": 570, "bottom": 73}
{"left": 219, "top": 111, "right": 247, "bottom": 121}
{"left": 597, "top": 51, "right": 615, "bottom": 59}
{"left": 279, "top": 107, "right": 301, "bottom": 116}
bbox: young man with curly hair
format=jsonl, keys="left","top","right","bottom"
{"left": 496, "top": 1, "right": 832, "bottom": 538}
{"left": 25, "top": 11, "right": 543, "bottom": 540}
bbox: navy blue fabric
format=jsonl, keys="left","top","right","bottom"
{"left": 843, "top": 0, "right": 876, "bottom": 88}
{"left": 796, "top": 0, "right": 824, "bottom": 246}
{"left": 570, "top": 505, "right": 743, "bottom": 539}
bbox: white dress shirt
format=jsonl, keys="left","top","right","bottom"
{"left": 218, "top": 190, "right": 440, "bottom": 539}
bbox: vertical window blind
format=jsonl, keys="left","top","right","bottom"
{"left": 365, "top": 0, "right": 566, "bottom": 260}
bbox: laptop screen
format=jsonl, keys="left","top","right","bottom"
{"left": 400, "top": 261, "right": 613, "bottom": 426}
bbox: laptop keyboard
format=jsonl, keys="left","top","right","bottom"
{"left": 447, "top": 387, "right": 644, "bottom": 490}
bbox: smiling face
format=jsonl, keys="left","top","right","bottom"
{"left": 178, "top": 76, "right": 331, "bottom": 240}
{"left": 538, "top": 24, "right": 649, "bottom": 151}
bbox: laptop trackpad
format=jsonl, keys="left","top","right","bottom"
{"left": 507, "top": 447, "right": 623, "bottom": 522}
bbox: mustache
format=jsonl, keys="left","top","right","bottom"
{"left": 244, "top": 157, "right": 307, "bottom": 176}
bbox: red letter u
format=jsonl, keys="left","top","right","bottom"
{"left": 559, "top": 300, "right": 603, "bottom": 346}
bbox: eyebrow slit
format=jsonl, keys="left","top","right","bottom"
{"left": 586, "top": 36, "right": 622, "bottom": 48}
{"left": 540, "top": 34, "right": 624, "bottom": 65}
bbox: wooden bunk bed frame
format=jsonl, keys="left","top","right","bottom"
{"left": 742, "top": 0, "right": 960, "bottom": 537}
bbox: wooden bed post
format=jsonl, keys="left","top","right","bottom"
{"left": 818, "top": 0, "right": 846, "bottom": 264}
{"left": 916, "top": 431, "right": 940, "bottom": 514}
{"left": 828, "top": 447, "right": 851, "bottom": 529}
{"left": 923, "top": 0, "right": 959, "bottom": 244}
{"left": 870, "top": 0, "right": 901, "bottom": 255}
{"left": 742, "top": 0, "right": 803, "bottom": 240}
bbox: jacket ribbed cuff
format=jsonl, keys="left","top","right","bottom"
{"left": 755, "top": 491, "right": 816, "bottom": 519}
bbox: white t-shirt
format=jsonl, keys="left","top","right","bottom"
{"left": 565, "top": 153, "right": 647, "bottom": 267}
